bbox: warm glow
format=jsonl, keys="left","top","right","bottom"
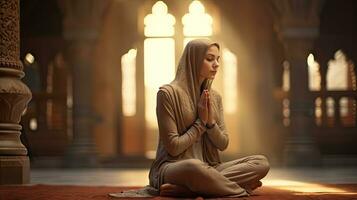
{"left": 182, "top": 0, "right": 213, "bottom": 36}
{"left": 144, "top": 38, "right": 175, "bottom": 128}
{"left": 145, "top": 150, "right": 156, "bottom": 160}
{"left": 282, "top": 61, "right": 290, "bottom": 91}
{"left": 25, "top": 53, "right": 35, "bottom": 64}
{"left": 144, "top": 1, "right": 175, "bottom": 37}
{"left": 327, "top": 50, "right": 348, "bottom": 90}
{"left": 282, "top": 98, "right": 290, "bottom": 127}
{"left": 340, "top": 97, "right": 348, "bottom": 117}
{"left": 307, "top": 53, "right": 315, "bottom": 66}
{"left": 263, "top": 179, "right": 355, "bottom": 194}
{"left": 29, "top": 118, "right": 38, "bottom": 131}
{"left": 67, "top": 79, "right": 73, "bottom": 108}
{"left": 307, "top": 53, "right": 321, "bottom": 91}
{"left": 326, "top": 97, "right": 335, "bottom": 117}
{"left": 222, "top": 48, "right": 238, "bottom": 114}
{"left": 183, "top": 37, "right": 209, "bottom": 48}
{"left": 352, "top": 63, "right": 357, "bottom": 91}
{"left": 315, "top": 97, "right": 322, "bottom": 125}
{"left": 122, "top": 49, "right": 137, "bottom": 117}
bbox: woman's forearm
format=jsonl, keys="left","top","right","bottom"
{"left": 206, "top": 124, "right": 229, "bottom": 151}
{"left": 163, "top": 119, "right": 206, "bottom": 157}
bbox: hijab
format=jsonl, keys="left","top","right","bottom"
{"left": 162, "top": 39, "right": 221, "bottom": 164}
{"left": 172, "top": 39, "right": 220, "bottom": 109}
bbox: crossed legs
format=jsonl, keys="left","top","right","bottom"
{"left": 160, "top": 155, "right": 269, "bottom": 197}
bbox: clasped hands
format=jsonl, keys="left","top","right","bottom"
{"left": 198, "top": 89, "right": 216, "bottom": 128}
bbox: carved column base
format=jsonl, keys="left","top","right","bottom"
{"left": 0, "top": 123, "right": 27, "bottom": 155}
{"left": 0, "top": 156, "right": 29, "bottom": 184}
{"left": 284, "top": 137, "right": 321, "bottom": 166}
{"left": 0, "top": 70, "right": 31, "bottom": 184}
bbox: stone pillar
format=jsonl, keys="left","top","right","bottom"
{"left": 61, "top": 0, "right": 109, "bottom": 167}
{"left": 0, "top": 0, "right": 31, "bottom": 183}
{"left": 272, "top": 0, "right": 324, "bottom": 166}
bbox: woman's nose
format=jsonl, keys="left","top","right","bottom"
{"left": 214, "top": 61, "right": 219, "bottom": 68}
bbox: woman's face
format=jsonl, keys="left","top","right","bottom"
{"left": 199, "top": 45, "right": 220, "bottom": 80}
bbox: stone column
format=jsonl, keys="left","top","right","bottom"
{"left": 0, "top": 0, "right": 31, "bottom": 183}
{"left": 272, "top": 0, "right": 324, "bottom": 166}
{"left": 61, "top": 0, "right": 109, "bottom": 167}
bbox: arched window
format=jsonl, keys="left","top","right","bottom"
{"left": 222, "top": 48, "right": 238, "bottom": 114}
{"left": 121, "top": 49, "right": 137, "bottom": 117}
{"left": 307, "top": 53, "right": 321, "bottom": 91}
{"left": 282, "top": 61, "right": 290, "bottom": 92}
{"left": 144, "top": 1, "right": 176, "bottom": 129}
{"left": 327, "top": 50, "right": 350, "bottom": 90}
{"left": 182, "top": 0, "right": 213, "bottom": 45}
{"left": 326, "top": 50, "right": 356, "bottom": 126}
{"left": 142, "top": 1, "right": 176, "bottom": 157}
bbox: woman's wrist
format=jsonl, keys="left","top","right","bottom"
{"left": 197, "top": 118, "right": 207, "bottom": 126}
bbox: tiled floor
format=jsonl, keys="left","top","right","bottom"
{"left": 30, "top": 167, "right": 357, "bottom": 186}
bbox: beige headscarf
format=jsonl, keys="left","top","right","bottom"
{"left": 161, "top": 39, "right": 221, "bottom": 164}
{"left": 173, "top": 39, "right": 220, "bottom": 108}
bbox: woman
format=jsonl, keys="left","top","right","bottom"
{"left": 149, "top": 39, "right": 270, "bottom": 198}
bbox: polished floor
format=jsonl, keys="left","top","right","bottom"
{"left": 30, "top": 167, "right": 357, "bottom": 187}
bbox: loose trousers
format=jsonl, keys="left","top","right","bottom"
{"left": 162, "top": 155, "right": 270, "bottom": 197}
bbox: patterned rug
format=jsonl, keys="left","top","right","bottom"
{"left": 1, "top": 184, "right": 357, "bottom": 200}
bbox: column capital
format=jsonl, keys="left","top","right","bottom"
{"left": 283, "top": 38, "right": 316, "bottom": 61}
{"left": 271, "top": 0, "right": 324, "bottom": 29}
{"left": 270, "top": 0, "right": 324, "bottom": 59}
{"left": 270, "top": 0, "right": 325, "bottom": 73}
{"left": 58, "top": 0, "right": 111, "bottom": 41}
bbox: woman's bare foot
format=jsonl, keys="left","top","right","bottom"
{"left": 251, "top": 180, "right": 263, "bottom": 190}
{"left": 244, "top": 181, "right": 262, "bottom": 194}
{"left": 160, "top": 183, "right": 196, "bottom": 197}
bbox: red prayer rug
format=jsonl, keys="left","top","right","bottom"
{"left": 0, "top": 184, "right": 357, "bottom": 200}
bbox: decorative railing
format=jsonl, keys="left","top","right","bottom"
{"left": 277, "top": 89, "right": 357, "bottom": 155}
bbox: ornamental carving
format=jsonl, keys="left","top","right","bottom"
{"left": 0, "top": 0, "right": 22, "bottom": 70}
{"left": 0, "top": 77, "right": 31, "bottom": 123}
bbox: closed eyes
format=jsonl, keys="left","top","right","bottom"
{"left": 206, "top": 56, "right": 220, "bottom": 62}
